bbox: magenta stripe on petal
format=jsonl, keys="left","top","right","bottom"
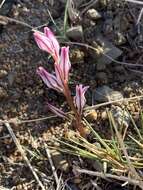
{"left": 34, "top": 28, "right": 60, "bottom": 62}
{"left": 47, "top": 102, "right": 67, "bottom": 118}
{"left": 37, "top": 67, "right": 63, "bottom": 92}
{"left": 34, "top": 32, "right": 53, "bottom": 54}
{"left": 44, "top": 27, "right": 60, "bottom": 61}
{"left": 74, "top": 84, "right": 89, "bottom": 114}
{"left": 60, "top": 47, "right": 71, "bottom": 81}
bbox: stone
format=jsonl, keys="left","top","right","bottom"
{"left": 114, "top": 32, "right": 126, "bottom": 45}
{"left": 8, "top": 72, "right": 15, "bottom": 86}
{"left": 96, "top": 62, "right": 106, "bottom": 71}
{"left": 70, "top": 48, "right": 85, "bottom": 64}
{"left": 111, "top": 106, "right": 130, "bottom": 127}
{"left": 86, "top": 9, "right": 101, "bottom": 20}
{"left": 91, "top": 35, "right": 123, "bottom": 65}
{"left": 66, "top": 26, "right": 83, "bottom": 41}
{"left": 94, "top": 85, "right": 124, "bottom": 103}
{"left": 96, "top": 72, "right": 108, "bottom": 84}
{"left": 0, "top": 70, "right": 8, "bottom": 78}
{"left": 101, "top": 111, "right": 108, "bottom": 120}
{"left": 85, "top": 109, "right": 98, "bottom": 121}
{"left": 0, "top": 87, "right": 8, "bottom": 99}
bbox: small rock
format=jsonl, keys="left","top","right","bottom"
{"left": 0, "top": 70, "right": 8, "bottom": 78}
{"left": 99, "top": 0, "right": 107, "bottom": 7}
{"left": 85, "top": 109, "right": 98, "bottom": 121}
{"left": 86, "top": 9, "right": 101, "bottom": 20}
{"left": 94, "top": 85, "right": 123, "bottom": 103}
{"left": 8, "top": 72, "right": 15, "bottom": 86}
{"left": 82, "top": 18, "right": 96, "bottom": 27}
{"left": 50, "top": 149, "right": 69, "bottom": 172}
{"left": 0, "top": 87, "right": 8, "bottom": 99}
{"left": 96, "top": 62, "right": 106, "bottom": 71}
{"left": 91, "top": 35, "right": 123, "bottom": 65}
{"left": 66, "top": 26, "right": 83, "bottom": 41}
{"left": 101, "top": 111, "right": 108, "bottom": 120}
{"left": 111, "top": 106, "right": 130, "bottom": 127}
{"left": 96, "top": 72, "right": 108, "bottom": 84}
{"left": 70, "top": 48, "right": 85, "bottom": 64}
{"left": 114, "top": 32, "right": 126, "bottom": 45}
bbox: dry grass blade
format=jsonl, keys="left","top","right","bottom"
{"left": 44, "top": 143, "right": 59, "bottom": 187}
{"left": 85, "top": 95, "right": 143, "bottom": 111}
{"left": 80, "top": 0, "right": 98, "bottom": 16}
{"left": 75, "top": 168, "right": 143, "bottom": 189}
{"left": 108, "top": 112, "right": 141, "bottom": 180}
{"left": 0, "top": 15, "right": 33, "bottom": 28}
{"left": 136, "top": 8, "right": 143, "bottom": 25}
{"left": 67, "top": 0, "right": 79, "bottom": 23}
{"left": 0, "top": 0, "right": 5, "bottom": 9}
{"left": 125, "top": 0, "right": 143, "bottom": 5}
{"left": 4, "top": 122, "right": 46, "bottom": 190}
{"left": 48, "top": 0, "right": 54, "bottom": 6}
{"left": 64, "top": 41, "right": 143, "bottom": 68}
{"left": 0, "top": 187, "right": 11, "bottom": 190}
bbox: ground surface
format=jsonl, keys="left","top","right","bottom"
{"left": 0, "top": 0, "right": 143, "bottom": 189}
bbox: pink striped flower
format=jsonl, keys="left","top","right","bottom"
{"left": 55, "top": 46, "right": 71, "bottom": 87}
{"left": 47, "top": 102, "right": 67, "bottom": 118}
{"left": 74, "top": 85, "right": 89, "bottom": 114}
{"left": 34, "top": 27, "right": 60, "bottom": 62}
{"left": 37, "top": 67, "right": 63, "bottom": 92}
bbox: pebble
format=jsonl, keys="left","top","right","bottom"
{"left": 94, "top": 85, "right": 124, "bottom": 104}
{"left": 0, "top": 70, "right": 8, "bottom": 78}
{"left": 86, "top": 9, "right": 101, "bottom": 20}
{"left": 101, "top": 111, "right": 108, "bottom": 120}
{"left": 70, "top": 48, "right": 85, "bottom": 64}
{"left": 66, "top": 26, "right": 83, "bottom": 41}
{"left": 7, "top": 72, "right": 16, "bottom": 86}
{"left": 111, "top": 106, "right": 130, "bottom": 127}
{"left": 0, "top": 87, "right": 8, "bottom": 99}
{"left": 114, "top": 32, "right": 126, "bottom": 45}
{"left": 91, "top": 35, "right": 123, "bottom": 65}
{"left": 96, "top": 72, "right": 108, "bottom": 84}
{"left": 96, "top": 62, "right": 106, "bottom": 71}
{"left": 85, "top": 109, "right": 98, "bottom": 121}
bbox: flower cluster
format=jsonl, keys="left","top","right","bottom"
{"left": 34, "top": 27, "right": 89, "bottom": 135}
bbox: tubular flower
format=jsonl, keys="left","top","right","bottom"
{"left": 74, "top": 85, "right": 89, "bottom": 114}
{"left": 34, "top": 27, "right": 60, "bottom": 62}
{"left": 59, "top": 46, "right": 71, "bottom": 81}
{"left": 55, "top": 46, "right": 71, "bottom": 87}
{"left": 37, "top": 66, "right": 63, "bottom": 92}
{"left": 47, "top": 103, "right": 67, "bottom": 118}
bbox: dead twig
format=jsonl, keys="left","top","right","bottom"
{"left": 125, "top": 0, "right": 143, "bottom": 5}
{"left": 75, "top": 168, "right": 143, "bottom": 189}
{"left": 44, "top": 143, "right": 59, "bottom": 187}
{"left": 108, "top": 112, "right": 140, "bottom": 181}
{"left": 0, "top": 0, "right": 5, "bottom": 9}
{"left": 4, "top": 122, "right": 46, "bottom": 190}
{"left": 85, "top": 95, "right": 143, "bottom": 111}
{"left": 64, "top": 41, "right": 143, "bottom": 68}
{"left": 136, "top": 8, "right": 143, "bottom": 25}
{"left": 0, "top": 15, "right": 33, "bottom": 28}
